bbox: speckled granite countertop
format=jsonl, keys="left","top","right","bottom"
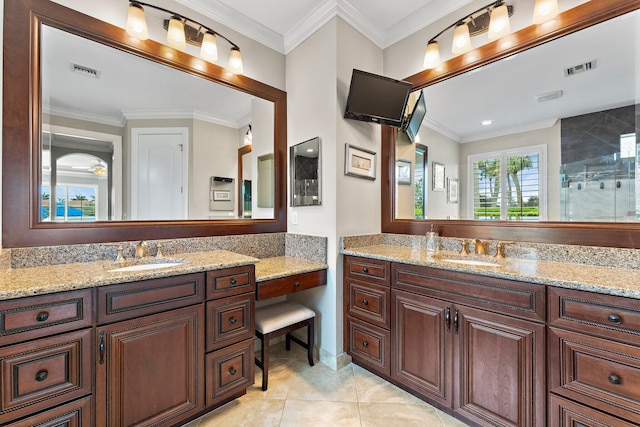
{"left": 342, "top": 245, "right": 640, "bottom": 299}
{"left": 254, "top": 256, "right": 327, "bottom": 282}
{"left": 0, "top": 250, "right": 259, "bottom": 301}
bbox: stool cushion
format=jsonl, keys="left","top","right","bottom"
{"left": 255, "top": 301, "right": 315, "bottom": 334}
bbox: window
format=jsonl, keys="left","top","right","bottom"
{"left": 41, "top": 184, "right": 97, "bottom": 221}
{"left": 468, "top": 145, "right": 547, "bottom": 221}
{"left": 414, "top": 144, "right": 427, "bottom": 219}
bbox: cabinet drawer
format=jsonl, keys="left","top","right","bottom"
{"left": 346, "top": 278, "right": 390, "bottom": 329}
{"left": 206, "top": 294, "right": 254, "bottom": 351}
{"left": 256, "top": 269, "right": 327, "bottom": 300}
{"left": 345, "top": 256, "right": 390, "bottom": 286}
{"left": 207, "top": 265, "right": 255, "bottom": 299}
{"left": 3, "top": 395, "right": 92, "bottom": 427}
{"left": 346, "top": 315, "right": 390, "bottom": 376}
{"left": 206, "top": 338, "right": 254, "bottom": 407}
{"left": 392, "top": 263, "right": 545, "bottom": 322}
{"left": 0, "top": 289, "right": 92, "bottom": 346}
{"left": 549, "top": 394, "right": 637, "bottom": 427}
{"left": 549, "top": 287, "right": 640, "bottom": 345}
{"left": 549, "top": 327, "right": 640, "bottom": 424}
{"left": 0, "top": 329, "right": 92, "bottom": 424}
{"left": 97, "top": 273, "right": 204, "bottom": 324}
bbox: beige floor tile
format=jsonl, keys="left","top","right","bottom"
{"left": 285, "top": 360, "right": 358, "bottom": 402}
{"left": 245, "top": 358, "right": 294, "bottom": 400}
{"left": 280, "top": 400, "right": 361, "bottom": 427}
{"left": 359, "top": 401, "right": 445, "bottom": 427}
{"left": 198, "top": 398, "right": 285, "bottom": 427}
{"left": 436, "top": 410, "right": 472, "bottom": 427}
{"left": 353, "top": 364, "right": 424, "bottom": 404}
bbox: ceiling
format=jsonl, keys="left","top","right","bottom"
{"left": 176, "top": 0, "right": 473, "bottom": 53}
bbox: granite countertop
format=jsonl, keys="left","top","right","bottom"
{"left": 342, "top": 244, "right": 640, "bottom": 299}
{"left": 255, "top": 256, "right": 328, "bottom": 282}
{"left": 0, "top": 250, "right": 259, "bottom": 301}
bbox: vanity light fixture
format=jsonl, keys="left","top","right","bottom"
{"left": 126, "top": 1, "right": 243, "bottom": 74}
{"left": 532, "top": 0, "right": 560, "bottom": 24}
{"left": 244, "top": 125, "right": 253, "bottom": 146}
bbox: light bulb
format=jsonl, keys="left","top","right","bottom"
{"left": 423, "top": 41, "right": 441, "bottom": 69}
{"left": 200, "top": 32, "right": 218, "bottom": 62}
{"left": 488, "top": 3, "right": 511, "bottom": 40}
{"left": 532, "top": 0, "right": 559, "bottom": 24}
{"left": 228, "top": 47, "right": 244, "bottom": 74}
{"left": 166, "top": 16, "right": 186, "bottom": 51}
{"left": 452, "top": 23, "right": 471, "bottom": 55}
{"left": 126, "top": 3, "right": 149, "bottom": 40}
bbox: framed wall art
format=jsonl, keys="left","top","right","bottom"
{"left": 396, "top": 159, "right": 411, "bottom": 185}
{"left": 447, "top": 178, "right": 459, "bottom": 203}
{"left": 345, "top": 144, "right": 376, "bottom": 180}
{"left": 432, "top": 162, "right": 445, "bottom": 191}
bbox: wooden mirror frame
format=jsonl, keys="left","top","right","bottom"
{"left": 382, "top": 0, "right": 640, "bottom": 248}
{"left": 2, "top": 0, "right": 287, "bottom": 248}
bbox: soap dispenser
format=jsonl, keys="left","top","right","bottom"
{"left": 426, "top": 224, "right": 439, "bottom": 256}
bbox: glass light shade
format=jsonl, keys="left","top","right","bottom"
{"left": 532, "top": 0, "right": 559, "bottom": 24}
{"left": 487, "top": 3, "right": 511, "bottom": 40}
{"left": 423, "top": 41, "right": 441, "bottom": 69}
{"left": 452, "top": 23, "right": 472, "bottom": 55}
{"left": 200, "top": 32, "right": 218, "bottom": 62}
{"left": 228, "top": 47, "right": 244, "bottom": 74}
{"left": 244, "top": 127, "right": 252, "bottom": 145}
{"left": 166, "top": 16, "right": 187, "bottom": 51}
{"left": 126, "top": 3, "right": 149, "bottom": 40}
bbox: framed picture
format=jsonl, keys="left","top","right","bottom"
{"left": 447, "top": 178, "right": 459, "bottom": 203}
{"left": 432, "top": 162, "right": 445, "bottom": 191}
{"left": 213, "top": 190, "right": 231, "bottom": 201}
{"left": 345, "top": 144, "right": 376, "bottom": 180}
{"left": 396, "top": 159, "right": 411, "bottom": 185}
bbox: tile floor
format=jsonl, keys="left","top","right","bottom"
{"left": 183, "top": 341, "right": 469, "bottom": 426}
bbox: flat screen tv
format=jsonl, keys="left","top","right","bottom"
{"left": 403, "top": 90, "right": 427, "bottom": 143}
{"left": 344, "top": 69, "right": 412, "bottom": 128}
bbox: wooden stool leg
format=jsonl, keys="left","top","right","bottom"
{"left": 262, "top": 333, "right": 270, "bottom": 391}
{"left": 307, "top": 318, "right": 314, "bottom": 366}
{"left": 285, "top": 333, "right": 291, "bottom": 351}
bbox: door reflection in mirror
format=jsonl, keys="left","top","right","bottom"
{"left": 290, "top": 138, "right": 321, "bottom": 207}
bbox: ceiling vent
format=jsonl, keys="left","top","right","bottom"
{"left": 565, "top": 60, "right": 596, "bottom": 77}
{"left": 536, "top": 90, "right": 564, "bottom": 102}
{"left": 70, "top": 63, "right": 101, "bottom": 79}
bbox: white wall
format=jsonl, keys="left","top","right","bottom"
{"left": 421, "top": 126, "right": 461, "bottom": 220}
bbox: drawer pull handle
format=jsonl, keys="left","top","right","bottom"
{"left": 362, "top": 299, "right": 368, "bottom": 306}
{"left": 229, "top": 317, "right": 238, "bottom": 324}
{"left": 362, "top": 341, "right": 368, "bottom": 348}
{"left": 453, "top": 309, "right": 459, "bottom": 334}
{"left": 230, "top": 279, "right": 237, "bottom": 285}
{"left": 294, "top": 281, "right": 300, "bottom": 287}
{"left": 35, "top": 311, "right": 49, "bottom": 322}
{"left": 229, "top": 367, "right": 237, "bottom": 375}
{"left": 609, "top": 374, "right": 622, "bottom": 385}
{"left": 445, "top": 307, "right": 451, "bottom": 332}
{"left": 608, "top": 314, "right": 622, "bottom": 324}
{"left": 35, "top": 370, "right": 48, "bottom": 382}
{"left": 99, "top": 332, "right": 105, "bottom": 364}
{"left": 362, "top": 267, "right": 368, "bottom": 273}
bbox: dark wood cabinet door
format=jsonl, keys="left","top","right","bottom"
{"left": 392, "top": 290, "right": 452, "bottom": 408}
{"left": 549, "top": 394, "right": 637, "bottom": 427}
{"left": 96, "top": 304, "right": 204, "bottom": 427}
{"left": 454, "top": 305, "right": 545, "bottom": 427}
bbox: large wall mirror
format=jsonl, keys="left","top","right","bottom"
{"left": 2, "top": 0, "right": 287, "bottom": 247}
{"left": 382, "top": 0, "right": 640, "bottom": 248}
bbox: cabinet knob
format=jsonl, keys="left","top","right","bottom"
{"left": 362, "top": 267, "right": 368, "bottom": 273}
{"left": 229, "top": 317, "right": 237, "bottom": 324}
{"left": 294, "top": 281, "right": 300, "bottom": 287}
{"left": 362, "top": 299, "right": 368, "bottom": 306}
{"left": 362, "top": 341, "right": 368, "bottom": 348}
{"left": 229, "top": 367, "right": 237, "bottom": 375}
{"left": 35, "top": 311, "right": 49, "bottom": 322}
{"left": 608, "top": 374, "right": 622, "bottom": 385}
{"left": 607, "top": 314, "right": 622, "bottom": 324}
{"left": 35, "top": 370, "right": 48, "bottom": 382}
{"left": 230, "top": 279, "right": 237, "bottom": 285}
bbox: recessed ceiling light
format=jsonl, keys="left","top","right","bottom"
{"left": 481, "top": 120, "right": 493, "bottom": 126}
{"left": 306, "top": 148, "right": 314, "bottom": 153}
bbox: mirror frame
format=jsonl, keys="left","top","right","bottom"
{"left": 2, "top": 0, "right": 287, "bottom": 248}
{"left": 382, "top": 0, "right": 640, "bottom": 248}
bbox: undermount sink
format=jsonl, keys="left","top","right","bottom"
{"left": 440, "top": 258, "right": 503, "bottom": 268}
{"left": 108, "top": 259, "right": 188, "bottom": 273}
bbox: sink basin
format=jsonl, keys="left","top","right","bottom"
{"left": 108, "top": 259, "right": 187, "bottom": 273}
{"left": 440, "top": 258, "right": 503, "bottom": 268}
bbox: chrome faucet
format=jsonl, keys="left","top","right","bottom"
{"left": 135, "top": 240, "right": 148, "bottom": 258}
{"left": 470, "top": 239, "right": 486, "bottom": 255}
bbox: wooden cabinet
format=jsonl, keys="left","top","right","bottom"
{"left": 344, "top": 256, "right": 546, "bottom": 427}
{"left": 549, "top": 394, "right": 637, "bottom": 427}
{"left": 0, "top": 290, "right": 93, "bottom": 426}
{"left": 548, "top": 287, "right": 640, "bottom": 426}
{"left": 256, "top": 269, "right": 327, "bottom": 300}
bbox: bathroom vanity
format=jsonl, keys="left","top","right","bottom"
{"left": 343, "top": 244, "right": 640, "bottom": 427}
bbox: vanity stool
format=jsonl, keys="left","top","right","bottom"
{"left": 254, "top": 301, "right": 315, "bottom": 391}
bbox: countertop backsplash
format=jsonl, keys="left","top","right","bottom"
{"left": 343, "top": 233, "right": 640, "bottom": 270}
